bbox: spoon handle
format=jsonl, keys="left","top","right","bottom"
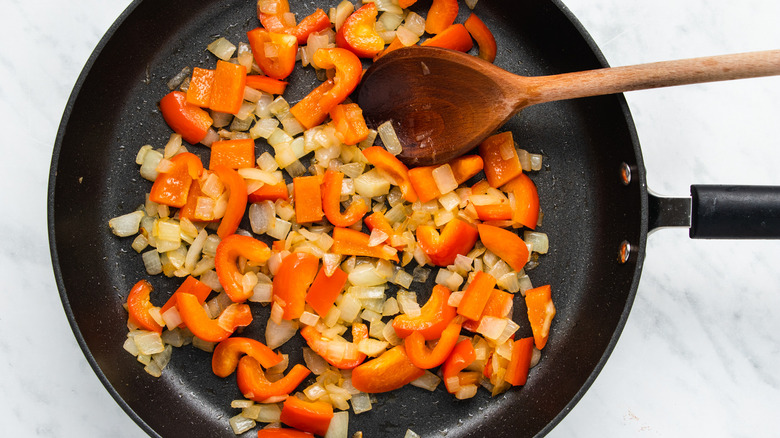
{"left": 522, "top": 49, "right": 780, "bottom": 105}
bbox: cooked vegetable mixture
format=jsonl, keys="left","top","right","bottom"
{"left": 108, "top": 0, "right": 555, "bottom": 436}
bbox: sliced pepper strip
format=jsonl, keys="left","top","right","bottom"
{"left": 300, "top": 323, "right": 367, "bottom": 369}
{"left": 392, "top": 284, "right": 456, "bottom": 340}
{"left": 464, "top": 13, "right": 497, "bottom": 63}
{"left": 350, "top": 346, "right": 425, "bottom": 393}
{"left": 305, "top": 265, "right": 348, "bottom": 317}
{"left": 289, "top": 78, "right": 335, "bottom": 129}
{"left": 479, "top": 131, "right": 523, "bottom": 188}
{"left": 293, "top": 175, "right": 324, "bottom": 224}
{"left": 311, "top": 48, "right": 363, "bottom": 114}
{"left": 362, "top": 146, "right": 418, "bottom": 203}
{"left": 159, "top": 91, "right": 213, "bottom": 144}
{"left": 176, "top": 292, "right": 252, "bottom": 343}
{"left": 504, "top": 337, "right": 535, "bottom": 386}
{"left": 321, "top": 170, "right": 368, "bottom": 227}
{"left": 408, "top": 155, "right": 484, "bottom": 203}
{"left": 160, "top": 275, "right": 212, "bottom": 316}
{"left": 245, "top": 75, "right": 288, "bottom": 95}
{"left": 280, "top": 396, "right": 334, "bottom": 437}
{"left": 257, "top": 428, "right": 314, "bottom": 438}
{"left": 335, "top": 2, "right": 385, "bottom": 58}
{"left": 330, "top": 227, "right": 399, "bottom": 262}
{"left": 247, "top": 28, "right": 298, "bottom": 80}
{"left": 462, "top": 288, "right": 513, "bottom": 332}
{"left": 363, "top": 211, "right": 403, "bottom": 251}
{"left": 416, "top": 218, "right": 478, "bottom": 267}
{"left": 442, "top": 339, "right": 476, "bottom": 393}
{"left": 421, "top": 24, "right": 474, "bottom": 53}
{"left": 210, "top": 60, "right": 247, "bottom": 114}
{"left": 425, "top": 0, "right": 459, "bottom": 35}
{"left": 404, "top": 318, "right": 463, "bottom": 369}
{"left": 329, "top": 103, "right": 370, "bottom": 146}
{"left": 186, "top": 67, "right": 215, "bottom": 107}
{"left": 209, "top": 138, "right": 255, "bottom": 170}
{"left": 215, "top": 234, "right": 272, "bottom": 302}
{"left": 212, "top": 337, "right": 283, "bottom": 378}
{"left": 236, "top": 356, "right": 311, "bottom": 402}
{"left": 248, "top": 181, "right": 289, "bottom": 203}
{"left": 456, "top": 271, "right": 498, "bottom": 322}
{"left": 525, "top": 285, "right": 556, "bottom": 350}
{"left": 212, "top": 165, "right": 248, "bottom": 239}
{"left": 149, "top": 152, "right": 204, "bottom": 208}
{"left": 126, "top": 279, "right": 162, "bottom": 333}
{"left": 272, "top": 252, "right": 320, "bottom": 320}
{"left": 502, "top": 172, "right": 540, "bottom": 230}
{"left": 477, "top": 223, "right": 529, "bottom": 272}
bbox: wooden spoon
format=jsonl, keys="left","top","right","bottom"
{"left": 356, "top": 46, "right": 780, "bottom": 166}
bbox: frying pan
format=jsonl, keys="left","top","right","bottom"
{"left": 46, "top": 0, "right": 780, "bottom": 437}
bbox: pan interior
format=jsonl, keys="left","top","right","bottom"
{"left": 49, "top": 0, "right": 646, "bottom": 436}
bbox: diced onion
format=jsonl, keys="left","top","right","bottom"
{"left": 207, "top": 37, "right": 237, "bottom": 60}
{"left": 410, "top": 371, "right": 441, "bottom": 391}
{"left": 377, "top": 121, "right": 403, "bottom": 156}
{"left": 324, "top": 411, "right": 349, "bottom": 438}
{"left": 404, "top": 12, "right": 426, "bottom": 36}
{"left": 395, "top": 25, "right": 420, "bottom": 46}
{"left": 524, "top": 231, "right": 549, "bottom": 254}
{"left": 109, "top": 210, "right": 145, "bottom": 237}
{"left": 229, "top": 414, "right": 256, "bottom": 434}
{"left": 351, "top": 392, "right": 372, "bottom": 414}
{"left": 265, "top": 317, "right": 298, "bottom": 349}
{"left": 432, "top": 164, "right": 457, "bottom": 194}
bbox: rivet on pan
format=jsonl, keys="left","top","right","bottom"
{"left": 618, "top": 240, "right": 632, "bottom": 264}
{"left": 619, "top": 162, "right": 632, "bottom": 186}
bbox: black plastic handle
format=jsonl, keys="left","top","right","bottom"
{"left": 690, "top": 185, "right": 780, "bottom": 239}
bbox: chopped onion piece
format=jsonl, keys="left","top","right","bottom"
{"left": 265, "top": 317, "right": 298, "bottom": 349}
{"left": 109, "top": 210, "right": 145, "bottom": 237}
{"left": 404, "top": 12, "right": 426, "bottom": 36}
{"left": 368, "top": 228, "right": 389, "bottom": 247}
{"left": 207, "top": 37, "right": 237, "bottom": 60}
{"left": 392, "top": 269, "right": 413, "bottom": 289}
{"left": 455, "top": 384, "right": 478, "bottom": 400}
{"left": 382, "top": 321, "right": 403, "bottom": 346}
{"left": 133, "top": 330, "right": 165, "bottom": 355}
{"left": 524, "top": 231, "right": 549, "bottom": 254}
{"left": 357, "top": 339, "right": 389, "bottom": 357}
{"left": 142, "top": 250, "right": 163, "bottom": 275}
{"left": 229, "top": 414, "right": 256, "bottom": 434}
{"left": 351, "top": 392, "right": 372, "bottom": 414}
{"left": 161, "top": 306, "right": 183, "bottom": 330}
{"left": 410, "top": 370, "right": 441, "bottom": 392}
{"left": 355, "top": 169, "right": 392, "bottom": 198}
{"left": 338, "top": 293, "right": 362, "bottom": 323}
{"left": 432, "top": 164, "right": 457, "bottom": 194}
{"left": 324, "top": 411, "right": 350, "bottom": 438}
{"left": 476, "top": 316, "right": 508, "bottom": 341}
{"left": 300, "top": 311, "right": 320, "bottom": 326}
{"left": 404, "top": 430, "right": 422, "bottom": 438}
{"left": 464, "top": 0, "right": 479, "bottom": 9}
{"left": 395, "top": 25, "right": 420, "bottom": 46}
{"left": 396, "top": 290, "right": 421, "bottom": 317}
{"left": 377, "top": 121, "right": 403, "bottom": 156}
{"left": 530, "top": 153, "right": 544, "bottom": 171}
{"left": 447, "top": 291, "right": 464, "bottom": 307}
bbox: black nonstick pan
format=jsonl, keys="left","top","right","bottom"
{"left": 47, "top": 0, "right": 780, "bottom": 437}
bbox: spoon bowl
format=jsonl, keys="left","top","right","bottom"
{"left": 357, "top": 46, "right": 780, "bottom": 167}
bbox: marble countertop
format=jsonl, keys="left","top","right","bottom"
{"left": 2, "top": 0, "right": 779, "bottom": 436}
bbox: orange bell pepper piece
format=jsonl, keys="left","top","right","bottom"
{"left": 236, "top": 356, "right": 311, "bottom": 402}
{"left": 329, "top": 103, "right": 370, "bottom": 145}
{"left": 305, "top": 265, "right": 348, "bottom": 316}
{"left": 421, "top": 24, "right": 473, "bottom": 53}
{"left": 425, "top": 0, "right": 459, "bottom": 35}
{"left": 247, "top": 28, "right": 298, "bottom": 80}
{"left": 504, "top": 337, "right": 535, "bottom": 386}
{"left": 362, "top": 146, "right": 418, "bottom": 203}
{"left": 209, "top": 138, "right": 255, "bottom": 170}
{"left": 351, "top": 346, "right": 425, "bottom": 393}
{"left": 404, "top": 318, "right": 463, "bottom": 369}
{"left": 374, "top": 36, "right": 404, "bottom": 61}
{"left": 280, "top": 396, "right": 334, "bottom": 437}
{"left": 473, "top": 203, "right": 513, "bottom": 221}
{"left": 462, "top": 288, "right": 513, "bottom": 332}
{"left": 176, "top": 292, "right": 252, "bottom": 342}
{"left": 335, "top": 3, "right": 385, "bottom": 58}
{"left": 464, "top": 13, "right": 497, "bottom": 63}
{"left": 159, "top": 91, "right": 213, "bottom": 144}
{"left": 442, "top": 338, "right": 476, "bottom": 393}
{"left": 272, "top": 252, "right": 319, "bottom": 320}
{"left": 212, "top": 165, "right": 248, "bottom": 239}
{"left": 408, "top": 155, "right": 484, "bottom": 203}
{"left": 126, "top": 279, "right": 162, "bottom": 333}
{"left": 477, "top": 223, "right": 529, "bottom": 271}
{"left": 212, "top": 337, "right": 283, "bottom": 378}
{"left": 300, "top": 323, "right": 367, "bottom": 369}
{"left": 450, "top": 155, "right": 484, "bottom": 182}
{"left": 456, "top": 271, "right": 497, "bottom": 321}
{"left": 398, "top": 0, "right": 417, "bottom": 7}
{"left": 248, "top": 181, "right": 289, "bottom": 203}
{"left": 502, "top": 173, "right": 540, "bottom": 230}
{"left": 215, "top": 234, "right": 272, "bottom": 302}
{"left": 363, "top": 211, "right": 403, "bottom": 251}
{"left": 321, "top": 170, "right": 368, "bottom": 227}
{"left": 416, "top": 218, "right": 478, "bottom": 266}
{"left": 160, "top": 275, "right": 212, "bottom": 320}
{"left": 186, "top": 67, "right": 215, "bottom": 107}
{"left": 210, "top": 60, "right": 247, "bottom": 115}
{"left": 392, "top": 284, "right": 457, "bottom": 340}
{"left": 525, "top": 285, "right": 555, "bottom": 350}
{"left": 245, "top": 75, "right": 288, "bottom": 95}
{"left": 479, "top": 131, "right": 523, "bottom": 187}
{"left": 149, "top": 152, "right": 204, "bottom": 208}
{"left": 257, "top": 428, "right": 314, "bottom": 438}
{"left": 330, "top": 227, "right": 399, "bottom": 262}
{"left": 259, "top": 6, "right": 331, "bottom": 45}
{"left": 293, "top": 175, "right": 324, "bottom": 224}
{"left": 289, "top": 78, "right": 334, "bottom": 130}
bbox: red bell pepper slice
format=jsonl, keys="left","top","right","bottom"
{"left": 209, "top": 138, "right": 255, "bottom": 170}
{"left": 272, "top": 252, "right": 319, "bottom": 320}
{"left": 479, "top": 131, "right": 523, "bottom": 188}
{"left": 176, "top": 292, "right": 253, "bottom": 343}
{"left": 392, "top": 284, "right": 457, "bottom": 340}
{"left": 186, "top": 67, "right": 215, "bottom": 107}
{"left": 126, "top": 279, "right": 162, "bottom": 333}
{"left": 321, "top": 170, "right": 368, "bottom": 227}
{"left": 160, "top": 275, "right": 212, "bottom": 317}
{"left": 257, "top": 428, "right": 314, "bottom": 438}
{"left": 300, "top": 323, "right": 367, "bottom": 369}
{"left": 215, "top": 234, "right": 272, "bottom": 302}
{"left": 212, "top": 165, "right": 248, "bottom": 239}
{"left": 425, "top": 0, "right": 459, "bottom": 35}
{"left": 280, "top": 396, "right": 334, "bottom": 437}
{"left": 398, "top": 0, "right": 417, "bottom": 8}
{"left": 329, "top": 103, "right": 370, "bottom": 146}
{"left": 404, "top": 318, "right": 463, "bottom": 369}
{"left": 442, "top": 338, "right": 476, "bottom": 393}
{"left": 159, "top": 91, "right": 213, "bottom": 144}
{"left": 259, "top": 5, "right": 331, "bottom": 45}
{"left": 247, "top": 28, "right": 298, "bottom": 80}
{"left": 362, "top": 146, "right": 418, "bottom": 203}
{"left": 149, "top": 152, "right": 204, "bottom": 208}
{"left": 335, "top": 3, "right": 385, "bottom": 58}
{"left": 351, "top": 346, "right": 425, "bottom": 393}
{"left": 462, "top": 288, "right": 513, "bottom": 332}
{"left": 421, "top": 24, "right": 473, "bottom": 53}
{"left": 456, "top": 270, "right": 498, "bottom": 322}
{"left": 477, "top": 223, "right": 529, "bottom": 271}
{"left": 236, "top": 356, "right": 311, "bottom": 402}
{"left": 212, "top": 337, "right": 283, "bottom": 378}
{"left": 504, "top": 337, "right": 535, "bottom": 386}
{"left": 210, "top": 60, "right": 247, "bottom": 115}
{"left": 464, "top": 13, "right": 497, "bottom": 63}
{"left": 474, "top": 203, "right": 513, "bottom": 221}
{"left": 248, "top": 180, "right": 290, "bottom": 203}
{"left": 502, "top": 172, "right": 540, "bottom": 230}
{"left": 289, "top": 78, "right": 335, "bottom": 130}
{"left": 525, "top": 285, "right": 555, "bottom": 350}
{"left": 293, "top": 175, "right": 324, "bottom": 224}
{"left": 330, "top": 227, "right": 399, "bottom": 262}
{"left": 408, "top": 155, "right": 484, "bottom": 203}
{"left": 304, "top": 265, "right": 348, "bottom": 316}
{"left": 245, "top": 75, "right": 288, "bottom": 95}
{"left": 416, "top": 218, "right": 479, "bottom": 267}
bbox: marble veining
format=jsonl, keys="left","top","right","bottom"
{"left": 1, "top": 0, "right": 779, "bottom": 436}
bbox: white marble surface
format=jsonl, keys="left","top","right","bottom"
{"left": 2, "top": 0, "right": 779, "bottom": 436}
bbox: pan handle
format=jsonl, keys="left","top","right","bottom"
{"left": 649, "top": 185, "right": 780, "bottom": 238}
